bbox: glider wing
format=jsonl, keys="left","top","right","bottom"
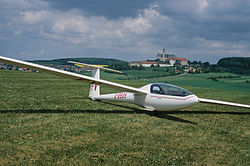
{"left": 199, "top": 98, "right": 250, "bottom": 109}
{"left": 0, "top": 56, "right": 147, "bottom": 94}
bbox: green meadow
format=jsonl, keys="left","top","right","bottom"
{"left": 0, "top": 69, "right": 250, "bottom": 165}
{"left": 148, "top": 72, "right": 250, "bottom": 93}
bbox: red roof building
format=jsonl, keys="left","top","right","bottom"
{"left": 167, "top": 57, "right": 188, "bottom": 66}
{"left": 167, "top": 57, "right": 187, "bottom": 61}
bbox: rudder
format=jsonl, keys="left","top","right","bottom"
{"left": 89, "top": 68, "right": 100, "bottom": 100}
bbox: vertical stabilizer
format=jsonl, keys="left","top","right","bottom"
{"left": 89, "top": 68, "right": 100, "bottom": 100}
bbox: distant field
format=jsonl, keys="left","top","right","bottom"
{"left": 96, "top": 67, "right": 176, "bottom": 80}
{"left": 0, "top": 69, "right": 250, "bottom": 165}
{"left": 148, "top": 72, "right": 250, "bottom": 93}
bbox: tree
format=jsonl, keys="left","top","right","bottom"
{"left": 202, "top": 62, "right": 210, "bottom": 68}
{"left": 138, "top": 65, "right": 144, "bottom": 70}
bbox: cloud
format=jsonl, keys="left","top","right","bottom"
{"left": 43, "top": 0, "right": 155, "bottom": 19}
{"left": 0, "top": 34, "right": 8, "bottom": 40}
{"left": 158, "top": 0, "right": 250, "bottom": 40}
{"left": 0, "top": 0, "right": 48, "bottom": 10}
{"left": 197, "top": 0, "right": 208, "bottom": 10}
{"left": 19, "top": 10, "right": 52, "bottom": 25}
{"left": 211, "top": 42, "right": 224, "bottom": 48}
{"left": 0, "top": 0, "right": 250, "bottom": 63}
{"left": 14, "top": 30, "right": 23, "bottom": 36}
{"left": 52, "top": 13, "right": 88, "bottom": 34}
{"left": 123, "top": 17, "right": 151, "bottom": 34}
{"left": 11, "top": 5, "right": 164, "bottom": 46}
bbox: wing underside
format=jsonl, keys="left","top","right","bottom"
{"left": 199, "top": 98, "right": 250, "bottom": 109}
{"left": 0, "top": 56, "right": 147, "bottom": 94}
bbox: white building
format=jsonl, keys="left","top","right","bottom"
{"left": 167, "top": 57, "right": 188, "bottom": 66}
{"left": 158, "top": 62, "right": 172, "bottom": 67}
{"left": 129, "top": 61, "right": 158, "bottom": 67}
{"left": 156, "top": 49, "right": 175, "bottom": 62}
{"left": 129, "top": 61, "right": 173, "bottom": 67}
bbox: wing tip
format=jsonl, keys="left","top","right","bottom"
{"left": 199, "top": 98, "right": 250, "bottom": 109}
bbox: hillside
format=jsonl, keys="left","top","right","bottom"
{"left": 30, "top": 57, "right": 128, "bottom": 66}
{"left": 217, "top": 57, "right": 250, "bottom": 74}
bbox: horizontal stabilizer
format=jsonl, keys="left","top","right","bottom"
{"left": 68, "top": 61, "right": 122, "bottom": 74}
{"left": 199, "top": 98, "right": 250, "bottom": 109}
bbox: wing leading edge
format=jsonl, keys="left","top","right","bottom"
{"left": 0, "top": 56, "right": 147, "bottom": 94}
{"left": 199, "top": 98, "right": 250, "bottom": 109}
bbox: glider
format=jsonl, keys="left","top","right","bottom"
{"left": 0, "top": 56, "right": 249, "bottom": 111}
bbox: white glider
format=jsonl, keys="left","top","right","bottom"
{"left": 0, "top": 56, "right": 249, "bottom": 111}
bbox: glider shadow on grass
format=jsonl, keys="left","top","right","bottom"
{"left": 0, "top": 108, "right": 197, "bottom": 125}
{"left": 1, "top": 101, "right": 250, "bottom": 125}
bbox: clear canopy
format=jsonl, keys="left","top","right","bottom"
{"left": 150, "top": 83, "right": 193, "bottom": 97}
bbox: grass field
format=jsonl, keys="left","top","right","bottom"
{"left": 0, "top": 69, "right": 250, "bottom": 165}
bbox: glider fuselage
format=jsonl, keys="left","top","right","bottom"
{"left": 91, "top": 84, "right": 199, "bottom": 111}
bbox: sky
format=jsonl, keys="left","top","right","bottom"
{"left": 0, "top": 0, "right": 250, "bottom": 63}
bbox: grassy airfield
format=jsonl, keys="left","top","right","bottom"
{"left": 0, "top": 69, "right": 250, "bottom": 165}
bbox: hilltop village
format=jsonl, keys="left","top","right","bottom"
{"left": 130, "top": 49, "right": 188, "bottom": 67}
{"left": 128, "top": 49, "right": 205, "bottom": 74}
{"left": 0, "top": 49, "right": 209, "bottom": 74}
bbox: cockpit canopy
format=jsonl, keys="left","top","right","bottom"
{"left": 150, "top": 83, "right": 193, "bottom": 97}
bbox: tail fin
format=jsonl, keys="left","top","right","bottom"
{"left": 89, "top": 68, "right": 100, "bottom": 100}
{"left": 67, "top": 61, "right": 122, "bottom": 100}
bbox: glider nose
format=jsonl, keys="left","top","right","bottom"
{"left": 188, "top": 95, "right": 199, "bottom": 106}
{"left": 193, "top": 95, "right": 199, "bottom": 104}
